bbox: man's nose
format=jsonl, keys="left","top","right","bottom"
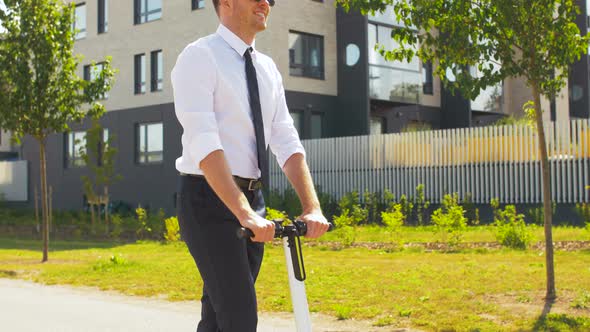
{"left": 256, "top": 0, "right": 274, "bottom": 7}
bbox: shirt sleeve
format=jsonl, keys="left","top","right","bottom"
{"left": 268, "top": 66, "right": 306, "bottom": 168}
{"left": 171, "top": 43, "right": 223, "bottom": 168}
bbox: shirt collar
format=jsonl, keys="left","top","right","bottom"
{"left": 216, "top": 24, "right": 256, "bottom": 57}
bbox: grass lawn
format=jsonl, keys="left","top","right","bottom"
{"left": 312, "top": 224, "right": 590, "bottom": 244}
{"left": 0, "top": 229, "right": 589, "bottom": 331}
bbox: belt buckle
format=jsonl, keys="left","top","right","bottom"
{"left": 247, "top": 179, "right": 256, "bottom": 191}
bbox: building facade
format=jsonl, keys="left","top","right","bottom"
{"left": 13, "top": 0, "right": 590, "bottom": 212}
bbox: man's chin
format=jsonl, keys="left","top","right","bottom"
{"left": 254, "top": 22, "right": 267, "bottom": 32}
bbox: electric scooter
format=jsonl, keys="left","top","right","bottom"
{"left": 237, "top": 219, "right": 334, "bottom": 332}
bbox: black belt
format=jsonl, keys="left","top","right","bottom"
{"left": 180, "top": 173, "right": 262, "bottom": 191}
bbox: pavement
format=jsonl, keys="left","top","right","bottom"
{"left": 0, "top": 278, "right": 402, "bottom": 332}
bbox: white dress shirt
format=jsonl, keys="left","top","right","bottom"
{"left": 171, "top": 24, "right": 305, "bottom": 179}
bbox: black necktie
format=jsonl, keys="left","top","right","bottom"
{"left": 244, "top": 47, "right": 269, "bottom": 188}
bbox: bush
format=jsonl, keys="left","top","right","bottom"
{"left": 364, "top": 190, "right": 382, "bottom": 224}
{"left": 135, "top": 207, "right": 151, "bottom": 240}
{"left": 571, "top": 291, "right": 590, "bottom": 309}
{"left": 110, "top": 200, "right": 134, "bottom": 217}
{"left": 337, "top": 191, "right": 368, "bottom": 225}
{"left": 490, "top": 198, "right": 501, "bottom": 222}
{"left": 526, "top": 202, "right": 556, "bottom": 226}
{"left": 266, "top": 208, "right": 288, "bottom": 221}
{"left": 333, "top": 209, "right": 357, "bottom": 247}
{"left": 110, "top": 214, "right": 123, "bottom": 240}
{"left": 163, "top": 216, "right": 180, "bottom": 242}
{"left": 267, "top": 189, "right": 284, "bottom": 213}
{"left": 148, "top": 208, "right": 166, "bottom": 240}
{"left": 317, "top": 186, "right": 338, "bottom": 221}
{"left": 267, "top": 187, "right": 338, "bottom": 222}
{"left": 574, "top": 203, "right": 590, "bottom": 226}
{"left": 266, "top": 188, "right": 300, "bottom": 218}
{"left": 383, "top": 189, "right": 396, "bottom": 211}
{"left": 398, "top": 194, "right": 414, "bottom": 225}
{"left": 265, "top": 188, "right": 301, "bottom": 216}
{"left": 414, "top": 184, "right": 430, "bottom": 226}
{"left": 494, "top": 205, "right": 532, "bottom": 250}
{"left": 338, "top": 191, "right": 360, "bottom": 214}
{"left": 431, "top": 193, "right": 467, "bottom": 248}
{"left": 462, "top": 193, "right": 479, "bottom": 226}
{"left": 381, "top": 204, "right": 404, "bottom": 245}
{"left": 281, "top": 188, "right": 300, "bottom": 218}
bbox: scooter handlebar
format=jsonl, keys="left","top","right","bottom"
{"left": 237, "top": 219, "right": 334, "bottom": 239}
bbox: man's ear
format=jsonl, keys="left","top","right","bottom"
{"left": 220, "top": 0, "right": 232, "bottom": 12}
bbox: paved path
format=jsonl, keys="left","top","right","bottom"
{"left": 0, "top": 279, "right": 402, "bottom": 332}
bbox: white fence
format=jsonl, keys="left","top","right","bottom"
{"left": 270, "top": 119, "right": 590, "bottom": 204}
{"left": 0, "top": 160, "right": 28, "bottom": 202}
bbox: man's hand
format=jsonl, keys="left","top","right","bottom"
{"left": 299, "top": 209, "right": 330, "bottom": 238}
{"left": 239, "top": 212, "right": 276, "bottom": 243}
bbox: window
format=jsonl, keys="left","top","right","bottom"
{"left": 368, "top": 3, "right": 409, "bottom": 28}
{"left": 310, "top": 113, "right": 323, "bottom": 139}
{"left": 370, "top": 116, "right": 385, "bottom": 135}
{"left": 84, "top": 62, "right": 107, "bottom": 99}
{"left": 98, "top": 0, "right": 108, "bottom": 34}
{"left": 289, "top": 31, "right": 324, "bottom": 79}
{"left": 192, "top": 0, "right": 205, "bottom": 10}
{"left": 98, "top": 128, "right": 109, "bottom": 166}
{"left": 137, "top": 122, "right": 163, "bottom": 164}
{"left": 367, "top": 22, "right": 422, "bottom": 103}
{"left": 469, "top": 64, "right": 503, "bottom": 112}
{"left": 103, "top": 128, "right": 109, "bottom": 143}
{"left": 289, "top": 111, "right": 303, "bottom": 135}
{"left": 66, "top": 131, "right": 86, "bottom": 168}
{"left": 422, "top": 61, "right": 433, "bottom": 95}
{"left": 134, "top": 54, "right": 146, "bottom": 94}
{"left": 134, "top": 0, "right": 162, "bottom": 24}
{"left": 151, "top": 50, "right": 163, "bottom": 92}
{"left": 73, "top": 3, "right": 86, "bottom": 40}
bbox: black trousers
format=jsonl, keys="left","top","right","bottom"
{"left": 177, "top": 175, "right": 265, "bottom": 332}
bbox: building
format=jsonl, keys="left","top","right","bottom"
{"left": 13, "top": 0, "right": 590, "bottom": 212}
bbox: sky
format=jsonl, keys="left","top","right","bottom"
{"left": 0, "top": 1, "right": 5, "bottom": 33}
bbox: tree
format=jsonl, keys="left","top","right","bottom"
{"left": 0, "top": 0, "right": 114, "bottom": 262}
{"left": 336, "top": 0, "right": 589, "bottom": 300}
{"left": 79, "top": 118, "right": 121, "bottom": 234}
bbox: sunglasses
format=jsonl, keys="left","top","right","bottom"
{"left": 255, "top": 0, "right": 275, "bottom": 7}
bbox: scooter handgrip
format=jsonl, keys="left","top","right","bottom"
{"left": 293, "top": 220, "right": 335, "bottom": 236}
{"left": 237, "top": 227, "right": 254, "bottom": 239}
{"left": 237, "top": 221, "right": 283, "bottom": 239}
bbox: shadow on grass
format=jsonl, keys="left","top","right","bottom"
{"left": 0, "top": 237, "right": 127, "bottom": 252}
{"left": 531, "top": 298, "right": 590, "bottom": 331}
{"left": 0, "top": 270, "right": 18, "bottom": 277}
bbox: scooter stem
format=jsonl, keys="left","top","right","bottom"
{"left": 283, "top": 236, "right": 312, "bottom": 332}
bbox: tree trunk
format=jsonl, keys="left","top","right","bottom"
{"left": 39, "top": 140, "right": 49, "bottom": 262}
{"left": 532, "top": 83, "right": 556, "bottom": 300}
{"left": 34, "top": 186, "right": 40, "bottom": 234}
{"left": 48, "top": 185, "right": 53, "bottom": 233}
{"left": 104, "top": 186, "right": 110, "bottom": 236}
{"left": 90, "top": 203, "right": 96, "bottom": 230}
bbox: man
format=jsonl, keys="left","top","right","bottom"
{"left": 171, "top": 0, "right": 331, "bottom": 331}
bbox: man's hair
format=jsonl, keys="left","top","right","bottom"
{"left": 212, "top": 0, "right": 220, "bottom": 15}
